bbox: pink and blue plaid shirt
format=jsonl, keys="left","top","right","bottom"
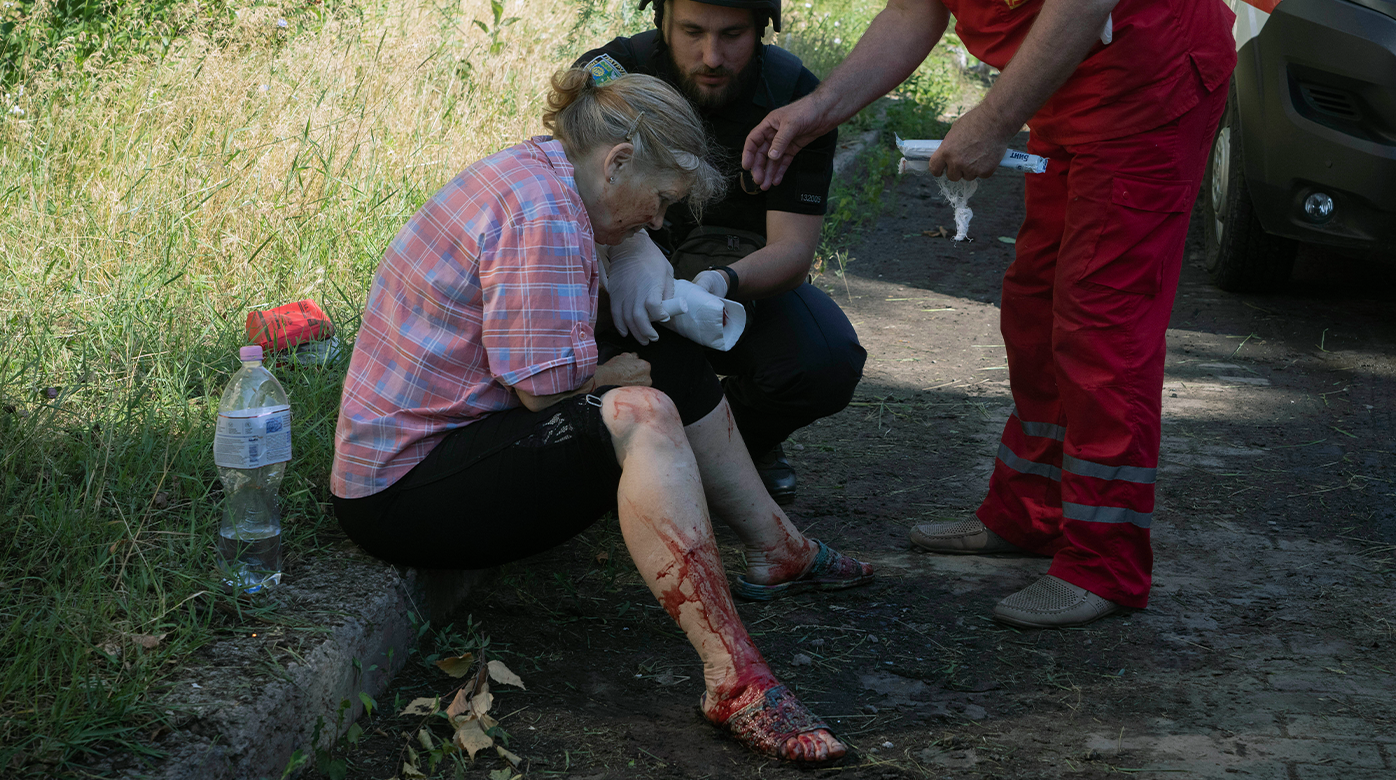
{"left": 332, "top": 137, "right": 599, "bottom": 498}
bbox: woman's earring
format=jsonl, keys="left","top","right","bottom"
{"left": 608, "top": 176, "right": 615, "bottom": 184}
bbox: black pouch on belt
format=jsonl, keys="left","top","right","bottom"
{"left": 667, "top": 226, "right": 767, "bottom": 283}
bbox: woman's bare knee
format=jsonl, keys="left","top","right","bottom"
{"left": 602, "top": 386, "right": 683, "bottom": 449}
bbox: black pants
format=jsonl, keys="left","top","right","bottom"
{"left": 332, "top": 334, "right": 723, "bottom": 570}
{"left": 709, "top": 283, "right": 867, "bottom": 457}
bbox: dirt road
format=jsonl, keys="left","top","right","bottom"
{"left": 332, "top": 153, "right": 1396, "bottom": 779}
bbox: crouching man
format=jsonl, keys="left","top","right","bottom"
{"left": 576, "top": 0, "right": 867, "bottom": 505}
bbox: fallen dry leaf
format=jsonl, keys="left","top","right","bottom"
{"left": 449, "top": 664, "right": 494, "bottom": 720}
{"left": 487, "top": 660, "right": 526, "bottom": 690}
{"left": 454, "top": 711, "right": 498, "bottom": 730}
{"left": 470, "top": 690, "right": 494, "bottom": 717}
{"left": 453, "top": 717, "right": 494, "bottom": 759}
{"left": 95, "top": 632, "right": 167, "bottom": 659}
{"left": 496, "top": 745, "right": 523, "bottom": 769}
{"left": 127, "top": 633, "right": 166, "bottom": 650}
{"left": 922, "top": 226, "right": 950, "bottom": 238}
{"left": 401, "top": 761, "right": 427, "bottom": 778}
{"left": 445, "top": 688, "right": 472, "bottom": 719}
{"left": 398, "top": 697, "right": 438, "bottom": 718}
{"left": 595, "top": 550, "right": 610, "bottom": 564}
{"left": 434, "top": 652, "right": 475, "bottom": 678}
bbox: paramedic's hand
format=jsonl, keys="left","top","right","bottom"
{"left": 594, "top": 352, "right": 652, "bottom": 388}
{"left": 928, "top": 104, "right": 1015, "bottom": 182}
{"left": 606, "top": 232, "right": 676, "bottom": 345}
{"left": 743, "top": 94, "right": 838, "bottom": 191}
{"left": 693, "top": 269, "right": 729, "bottom": 299}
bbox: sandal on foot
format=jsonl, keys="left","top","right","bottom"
{"left": 706, "top": 683, "right": 839, "bottom": 762}
{"left": 734, "top": 539, "right": 874, "bottom": 602}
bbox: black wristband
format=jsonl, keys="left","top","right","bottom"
{"left": 708, "top": 265, "right": 739, "bottom": 300}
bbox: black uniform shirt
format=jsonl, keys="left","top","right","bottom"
{"left": 576, "top": 31, "right": 837, "bottom": 250}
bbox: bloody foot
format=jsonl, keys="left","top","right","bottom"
{"left": 702, "top": 672, "right": 847, "bottom": 763}
{"left": 601, "top": 390, "right": 846, "bottom": 764}
{"left": 737, "top": 539, "right": 875, "bottom": 601}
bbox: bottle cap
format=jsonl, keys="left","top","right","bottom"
{"left": 240, "top": 345, "right": 263, "bottom": 361}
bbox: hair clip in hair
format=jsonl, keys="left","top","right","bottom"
{"left": 624, "top": 113, "right": 644, "bottom": 141}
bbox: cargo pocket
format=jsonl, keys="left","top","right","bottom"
{"left": 1078, "top": 174, "right": 1194, "bottom": 295}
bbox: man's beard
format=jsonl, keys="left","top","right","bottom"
{"left": 667, "top": 49, "right": 757, "bottom": 110}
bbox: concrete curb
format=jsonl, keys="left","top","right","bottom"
{"left": 833, "top": 127, "right": 882, "bottom": 177}
{"left": 137, "top": 551, "right": 485, "bottom": 780}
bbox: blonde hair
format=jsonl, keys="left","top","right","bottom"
{"left": 543, "top": 69, "right": 726, "bottom": 215}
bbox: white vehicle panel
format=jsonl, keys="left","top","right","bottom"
{"left": 1227, "top": 0, "right": 1274, "bottom": 50}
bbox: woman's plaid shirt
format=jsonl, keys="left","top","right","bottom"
{"left": 331, "top": 137, "right": 599, "bottom": 499}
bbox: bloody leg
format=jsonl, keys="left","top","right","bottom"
{"left": 681, "top": 398, "right": 818, "bottom": 585}
{"left": 601, "top": 386, "right": 845, "bottom": 762}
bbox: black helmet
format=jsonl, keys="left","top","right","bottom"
{"left": 640, "top": 0, "right": 782, "bottom": 33}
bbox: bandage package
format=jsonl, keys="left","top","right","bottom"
{"left": 895, "top": 135, "right": 1048, "bottom": 175}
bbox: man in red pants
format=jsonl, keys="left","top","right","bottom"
{"left": 744, "top": 0, "right": 1236, "bottom": 628}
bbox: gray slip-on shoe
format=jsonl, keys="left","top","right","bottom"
{"left": 993, "top": 575, "right": 1123, "bottom": 629}
{"left": 909, "top": 518, "right": 1020, "bottom": 554}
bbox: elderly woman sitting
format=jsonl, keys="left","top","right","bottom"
{"left": 330, "top": 69, "right": 872, "bottom": 763}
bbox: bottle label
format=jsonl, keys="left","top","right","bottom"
{"left": 214, "top": 404, "right": 292, "bottom": 469}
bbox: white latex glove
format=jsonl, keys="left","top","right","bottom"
{"left": 604, "top": 232, "right": 682, "bottom": 345}
{"left": 693, "top": 268, "right": 729, "bottom": 299}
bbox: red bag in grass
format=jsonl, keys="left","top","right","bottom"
{"left": 246, "top": 300, "right": 334, "bottom": 353}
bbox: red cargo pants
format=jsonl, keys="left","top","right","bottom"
{"left": 976, "top": 84, "right": 1228, "bottom": 609}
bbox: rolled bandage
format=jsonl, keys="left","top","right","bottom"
{"left": 658, "top": 297, "right": 688, "bottom": 320}
{"left": 896, "top": 135, "right": 1048, "bottom": 175}
{"left": 655, "top": 280, "right": 746, "bottom": 351}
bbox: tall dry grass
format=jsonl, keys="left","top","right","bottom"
{"left": 0, "top": 0, "right": 648, "bottom": 772}
{"left": 3, "top": 0, "right": 631, "bottom": 314}
{"left": 0, "top": 0, "right": 939, "bottom": 773}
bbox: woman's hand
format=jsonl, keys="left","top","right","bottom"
{"left": 604, "top": 234, "right": 678, "bottom": 345}
{"left": 514, "top": 353, "right": 652, "bottom": 412}
{"left": 594, "top": 352, "right": 652, "bottom": 388}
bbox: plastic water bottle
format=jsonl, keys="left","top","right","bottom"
{"left": 213, "top": 345, "right": 291, "bottom": 592}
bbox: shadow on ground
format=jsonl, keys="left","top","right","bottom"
{"left": 309, "top": 154, "right": 1396, "bottom": 780}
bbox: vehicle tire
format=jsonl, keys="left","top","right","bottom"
{"left": 1202, "top": 86, "right": 1296, "bottom": 292}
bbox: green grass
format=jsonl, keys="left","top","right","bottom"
{"left": 0, "top": 1, "right": 956, "bottom": 775}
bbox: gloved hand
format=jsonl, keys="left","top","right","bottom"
{"left": 604, "top": 233, "right": 683, "bottom": 345}
{"left": 693, "top": 269, "right": 729, "bottom": 299}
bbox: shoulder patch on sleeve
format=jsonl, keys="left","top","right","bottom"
{"left": 585, "top": 54, "right": 628, "bottom": 86}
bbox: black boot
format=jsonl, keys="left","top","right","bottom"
{"left": 753, "top": 443, "right": 798, "bottom": 506}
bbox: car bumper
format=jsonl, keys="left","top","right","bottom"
{"left": 1235, "top": 0, "right": 1396, "bottom": 254}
